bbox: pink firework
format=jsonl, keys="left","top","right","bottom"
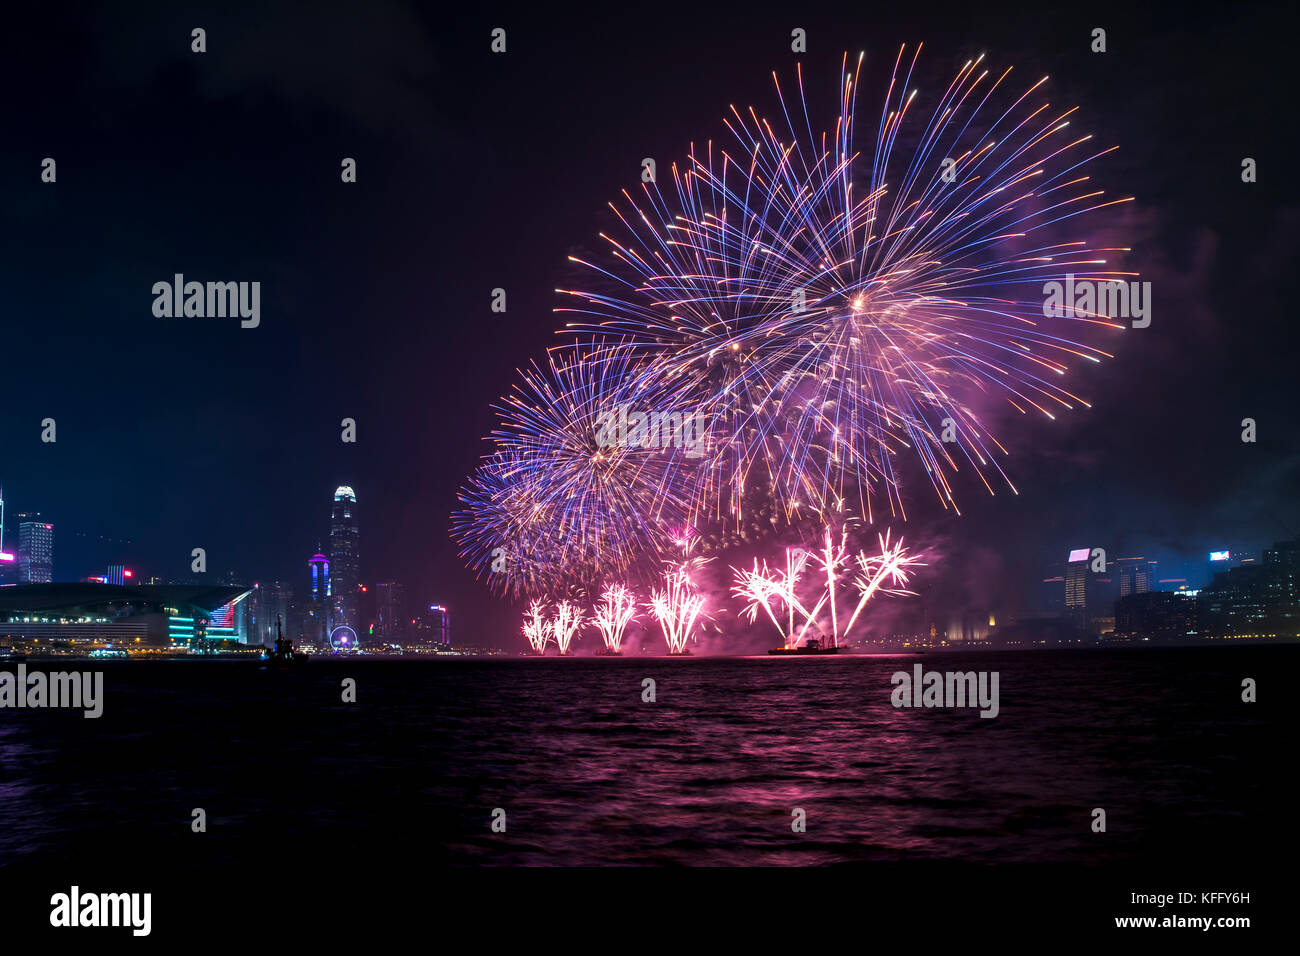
{"left": 732, "top": 522, "right": 923, "bottom": 648}
{"left": 548, "top": 599, "right": 584, "bottom": 655}
{"left": 732, "top": 547, "right": 816, "bottom": 649}
{"left": 840, "top": 530, "right": 924, "bottom": 639}
{"left": 592, "top": 584, "right": 639, "bottom": 653}
{"left": 522, "top": 599, "right": 550, "bottom": 654}
{"left": 648, "top": 561, "right": 709, "bottom": 654}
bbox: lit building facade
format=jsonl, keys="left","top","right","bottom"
{"left": 1114, "top": 591, "right": 1198, "bottom": 641}
{"left": 1116, "top": 557, "right": 1158, "bottom": 597}
{"left": 305, "top": 553, "right": 331, "bottom": 647}
{"left": 420, "top": 603, "right": 451, "bottom": 648}
{"left": 0, "top": 583, "right": 251, "bottom": 649}
{"left": 329, "top": 486, "right": 359, "bottom": 625}
{"left": 309, "top": 553, "right": 330, "bottom": 602}
{"left": 18, "top": 519, "right": 54, "bottom": 583}
{"left": 246, "top": 581, "right": 293, "bottom": 646}
{"left": 375, "top": 582, "right": 405, "bottom": 644}
{"left": 1200, "top": 538, "right": 1300, "bottom": 639}
{"left": 1065, "top": 551, "right": 1088, "bottom": 625}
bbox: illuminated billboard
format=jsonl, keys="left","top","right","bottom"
{"left": 1209, "top": 550, "right": 1231, "bottom": 562}
{"left": 1067, "top": 548, "right": 1091, "bottom": 563}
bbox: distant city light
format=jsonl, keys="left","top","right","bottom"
{"left": 123, "top": 569, "right": 133, "bottom": 578}
{"left": 1067, "top": 548, "right": 1090, "bottom": 562}
{"left": 1209, "top": 550, "right": 1231, "bottom": 561}
{"left": 0, "top": 552, "right": 13, "bottom": 562}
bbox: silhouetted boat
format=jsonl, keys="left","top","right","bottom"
{"left": 595, "top": 647, "right": 623, "bottom": 657}
{"left": 667, "top": 649, "right": 693, "bottom": 656}
{"left": 768, "top": 638, "right": 839, "bottom": 656}
{"left": 260, "top": 616, "right": 309, "bottom": 669}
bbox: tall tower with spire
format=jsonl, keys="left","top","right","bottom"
{"left": 329, "top": 486, "right": 360, "bottom": 625}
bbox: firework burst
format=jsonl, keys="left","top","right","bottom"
{"left": 521, "top": 599, "right": 550, "bottom": 654}
{"left": 648, "top": 559, "right": 710, "bottom": 654}
{"left": 732, "top": 518, "right": 923, "bottom": 649}
{"left": 559, "top": 45, "right": 1132, "bottom": 524}
{"left": 732, "top": 546, "right": 814, "bottom": 647}
{"left": 548, "top": 599, "right": 584, "bottom": 655}
{"left": 592, "top": 583, "right": 639, "bottom": 653}
{"left": 840, "top": 530, "right": 924, "bottom": 638}
{"left": 456, "top": 46, "right": 1130, "bottom": 605}
{"left": 451, "top": 342, "right": 706, "bottom": 596}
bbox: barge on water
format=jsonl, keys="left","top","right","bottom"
{"left": 768, "top": 638, "right": 840, "bottom": 656}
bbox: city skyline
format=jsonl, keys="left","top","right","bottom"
{"left": 1, "top": 469, "right": 1294, "bottom": 646}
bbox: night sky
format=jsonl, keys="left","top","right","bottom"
{"left": 2, "top": 1, "right": 1296, "bottom": 640}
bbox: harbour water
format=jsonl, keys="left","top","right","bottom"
{"left": 0, "top": 647, "right": 1289, "bottom": 869}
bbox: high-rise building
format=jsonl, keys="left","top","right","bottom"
{"left": 1200, "top": 537, "right": 1300, "bottom": 639}
{"left": 105, "top": 564, "right": 132, "bottom": 586}
{"left": 423, "top": 603, "right": 451, "bottom": 648}
{"left": 18, "top": 519, "right": 54, "bottom": 583}
{"left": 355, "top": 583, "right": 377, "bottom": 644}
{"left": 375, "top": 581, "right": 405, "bottom": 645}
{"left": 330, "top": 486, "right": 360, "bottom": 624}
{"left": 0, "top": 487, "right": 13, "bottom": 584}
{"left": 409, "top": 601, "right": 451, "bottom": 648}
{"left": 247, "top": 581, "right": 294, "bottom": 646}
{"left": 1065, "top": 549, "right": 1089, "bottom": 624}
{"left": 304, "top": 552, "right": 331, "bottom": 645}
{"left": 1116, "top": 557, "right": 1158, "bottom": 597}
{"left": 1114, "top": 591, "right": 1198, "bottom": 641}
{"left": 309, "top": 552, "right": 330, "bottom": 602}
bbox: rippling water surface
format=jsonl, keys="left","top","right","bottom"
{"left": 0, "top": 647, "right": 1288, "bottom": 867}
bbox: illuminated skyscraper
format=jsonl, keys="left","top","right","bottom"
{"left": 1116, "top": 557, "right": 1158, "bottom": 597}
{"left": 424, "top": 603, "right": 451, "bottom": 648}
{"left": 330, "top": 486, "right": 360, "bottom": 624}
{"left": 304, "top": 552, "right": 331, "bottom": 646}
{"left": 18, "top": 518, "right": 53, "bottom": 584}
{"left": 1065, "top": 548, "right": 1089, "bottom": 627}
{"left": 375, "top": 581, "right": 405, "bottom": 644}
{"left": 309, "top": 552, "right": 330, "bottom": 601}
